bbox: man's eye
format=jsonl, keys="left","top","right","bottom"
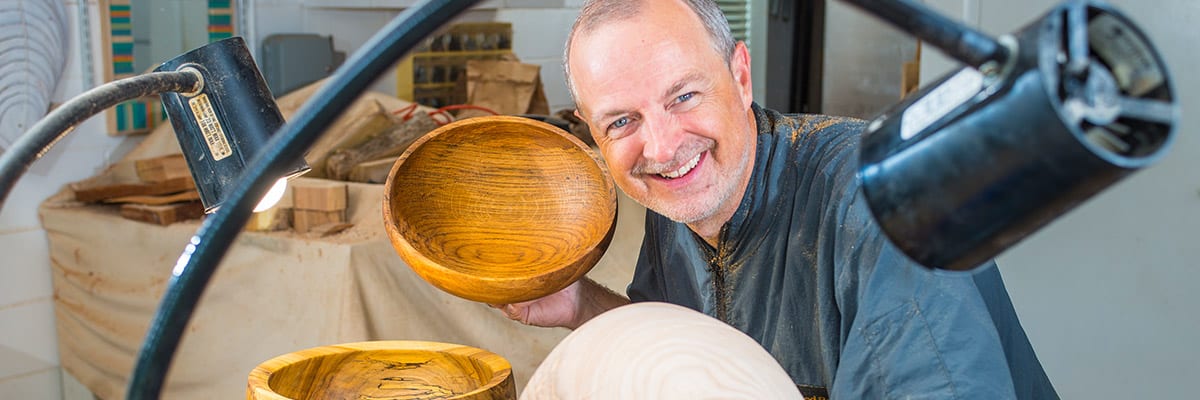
{"left": 676, "top": 92, "right": 695, "bottom": 103}
{"left": 610, "top": 117, "right": 629, "bottom": 130}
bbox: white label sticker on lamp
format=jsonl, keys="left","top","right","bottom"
{"left": 900, "top": 68, "right": 983, "bottom": 140}
{"left": 188, "top": 93, "right": 233, "bottom": 161}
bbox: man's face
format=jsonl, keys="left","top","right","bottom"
{"left": 569, "top": 1, "right": 757, "bottom": 231}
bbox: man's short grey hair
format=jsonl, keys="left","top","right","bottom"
{"left": 563, "top": 0, "right": 737, "bottom": 104}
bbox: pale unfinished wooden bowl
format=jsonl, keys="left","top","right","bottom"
{"left": 247, "top": 340, "right": 515, "bottom": 400}
{"left": 383, "top": 116, "right": 617, "bottom": 304}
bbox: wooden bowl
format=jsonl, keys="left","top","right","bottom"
{"left": 247, "top": 340, "right": 515, "bottom": 400}
{"left": 383, "top": 116, "right": 617, "bottom": 304}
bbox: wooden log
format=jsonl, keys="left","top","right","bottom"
{"left": 347, "top": 157, "right": 398, "bottom": 184}
{"left": 119, "top": 201, "right": 205, "bottom": 226}
{"left": 292, "top": 180, "right": 347, "bottom": 212}
{"left": 72, "top": 176, "right": 196, "bottom": 203}
{"left": 521, "top": 302, "right": 802, "bottom": 400}
{"left": 324, "top": 111, "right": 438, "bottom": 181}
{"left": 134, "top": 154, "right": 191, "bottom": 183}
{"left": 293, "top": 209, "right": 345, "bottom": 234}
{"left": 247, "top": 341, "right": 514, "bottom": 400}
{"left": 292, "top": 98, "right": 403, "bottom": 179}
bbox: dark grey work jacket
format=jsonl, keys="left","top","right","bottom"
{"left": 628, "top": 104, "right": 1059, "bottom": 399}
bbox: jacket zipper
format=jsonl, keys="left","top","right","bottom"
{"left": 711, "top": 224, "right": 732, "bottom": 322}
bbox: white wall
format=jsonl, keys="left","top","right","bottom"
{"left": 0, "top": 0, "right": 142, "bottom": 397}
{"left": 914, "top": 1, "right": 1200, "bottom": 398}
{"left": 822, "top": 0, "right": 919, "bottom": 118}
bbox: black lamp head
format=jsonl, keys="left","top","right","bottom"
{"left": 858, "top": 1, "right": 1177, "bottom": 270}
{"left": 155, "top": 37, "right": 310, "bottom": 213}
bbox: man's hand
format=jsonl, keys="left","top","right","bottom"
{"left": 491, "top": 278, "right": 630, "bottom": 330}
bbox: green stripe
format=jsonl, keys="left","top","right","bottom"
{"left": 209, "top": 0, "right": 231, "bottom": 8}
{"left": 116, "top": 103, "right": 128, "bottom": 131}
{"left": 132, "top": 101, "right": 147, "bottom": 129}
{"left": 208, "top": 14, "right": 231, "bottom": 25}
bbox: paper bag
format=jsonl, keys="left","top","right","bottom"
{"left": 465, "top": 60, "right": 550, "bottom": 115}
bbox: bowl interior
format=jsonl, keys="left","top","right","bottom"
{"left": 386, "top": 118, "right": 615, "bottom": 281}
{"left": 264, "top": 345, "right": 507, "bottom": 399}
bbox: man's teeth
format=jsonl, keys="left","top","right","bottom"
{"left": 660, "top": 154, "right": 701, "bottom": 179}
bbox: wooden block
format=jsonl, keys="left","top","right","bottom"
{"left": 120, "top": 201, "right": 205, "bottom": 225}
{"left": 72, "top": 176, "right": 196, "bottom": 203}
{"left": 245, "top": 207, "right": 292, "bottom": 232}
{"left": 135, "top": 154, "right": 191, "bottom": 183}
{"left": 293, "top": 209, "right": 345, "bottom": 233}
{"left": 103, "top": 190, "right": 200, "bottom": 205}
{"left": 347, "top": 157, "right": 398, "bottom": 184}
{"left": 307, "top": 222, "right": 354, "bottom": 237}
{"left": 292, "top": 180, "right": 348, "bottom": 211}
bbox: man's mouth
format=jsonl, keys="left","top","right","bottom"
{"left": 659, "top": 153, "right": 702, "bottom": 179}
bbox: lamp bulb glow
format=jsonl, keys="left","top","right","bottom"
{"left": 254, "top": 178, "right": 288, "bottom": 212}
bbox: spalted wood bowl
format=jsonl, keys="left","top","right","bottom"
{"left": 383, "top": 116, "right": 617, "bottom": 304}
{"left": 247, "top": 340, "right": 515, "bottom": 400}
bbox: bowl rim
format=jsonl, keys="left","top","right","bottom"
{"left": 380, "top": 115, "right": 617, "bottom": 304}
{"left": 247, "top": 340, "right": 513, "bottom": 400}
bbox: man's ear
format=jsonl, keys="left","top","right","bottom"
{"left": 730, "top": 41, "right": 753, "bottom": 107}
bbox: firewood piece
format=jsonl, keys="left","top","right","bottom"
{"left": 103, "top": 190, "right": 200, "bottom": 205}
{"left": 72, "top": 176, "right": 196, "bottom": 203}
{"left": 119, "top": 201, "right": 205, "bottom": 225}
{"left": 298, "top": 99, "right": 404, "bottom": 179}
{"left": 347, "top": 157, "right": 398, "bottom": 184}
{"left": 292, "top": 180, "right": 348, "bottom": 212}
{"left": 135, "top": 154, "right": 191, "bottom": 183}
{"left": 245, "top": 207, "right": 292, "bottom": 232}
{"left": 293, "top": 209, "right": 345, "bottom": 234}
{"left": 324, "top": 111, "right": 438, "bottom": 181}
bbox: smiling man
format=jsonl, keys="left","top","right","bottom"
{"left": 495, "top": 0, "right": 1058, "bottom": 398}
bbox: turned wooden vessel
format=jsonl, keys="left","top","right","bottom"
{"left": 247, "top": 340, "right": 515, "bottom": 400}
{"left": 383, "top": 116, "right": 617, "bottom": 304}
{"left": 521, "top": 303, "right": 803, "bottom": 399}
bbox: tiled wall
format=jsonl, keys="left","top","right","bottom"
{"left": 0, "top": 0, "right": 142, "bottom": 398}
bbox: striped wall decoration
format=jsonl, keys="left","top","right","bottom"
{"left": 102, "top": 0, "right": 236, "bottom": 136}
{"left": 208, "top": 0, "right": 235, "bottom": 42}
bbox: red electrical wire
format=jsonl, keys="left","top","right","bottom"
{"left": 392, "top": 103, "right": 501, "bottom": 125}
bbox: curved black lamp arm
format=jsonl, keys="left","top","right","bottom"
{"left": 0, "top": 71, "right": 201, "bottom": 209}
{"left": 124, "top": 0, "right": 483, "bottom": 399}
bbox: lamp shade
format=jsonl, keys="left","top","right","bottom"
{"left": 858, "top": 2, "right": 1176, "bottom": 270}
{"left": 155, "top": 37, "right": 309, "bottom": 213}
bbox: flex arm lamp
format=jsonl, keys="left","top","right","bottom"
{"left": 844, "top": 0, "right": 1178, "bottom": 270}
{"left": 0, "top": 0, "right": 1176, "bottom": 399}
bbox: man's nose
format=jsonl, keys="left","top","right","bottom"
{"left": 641, "top": 114, "right": 685, "bottom": 164}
